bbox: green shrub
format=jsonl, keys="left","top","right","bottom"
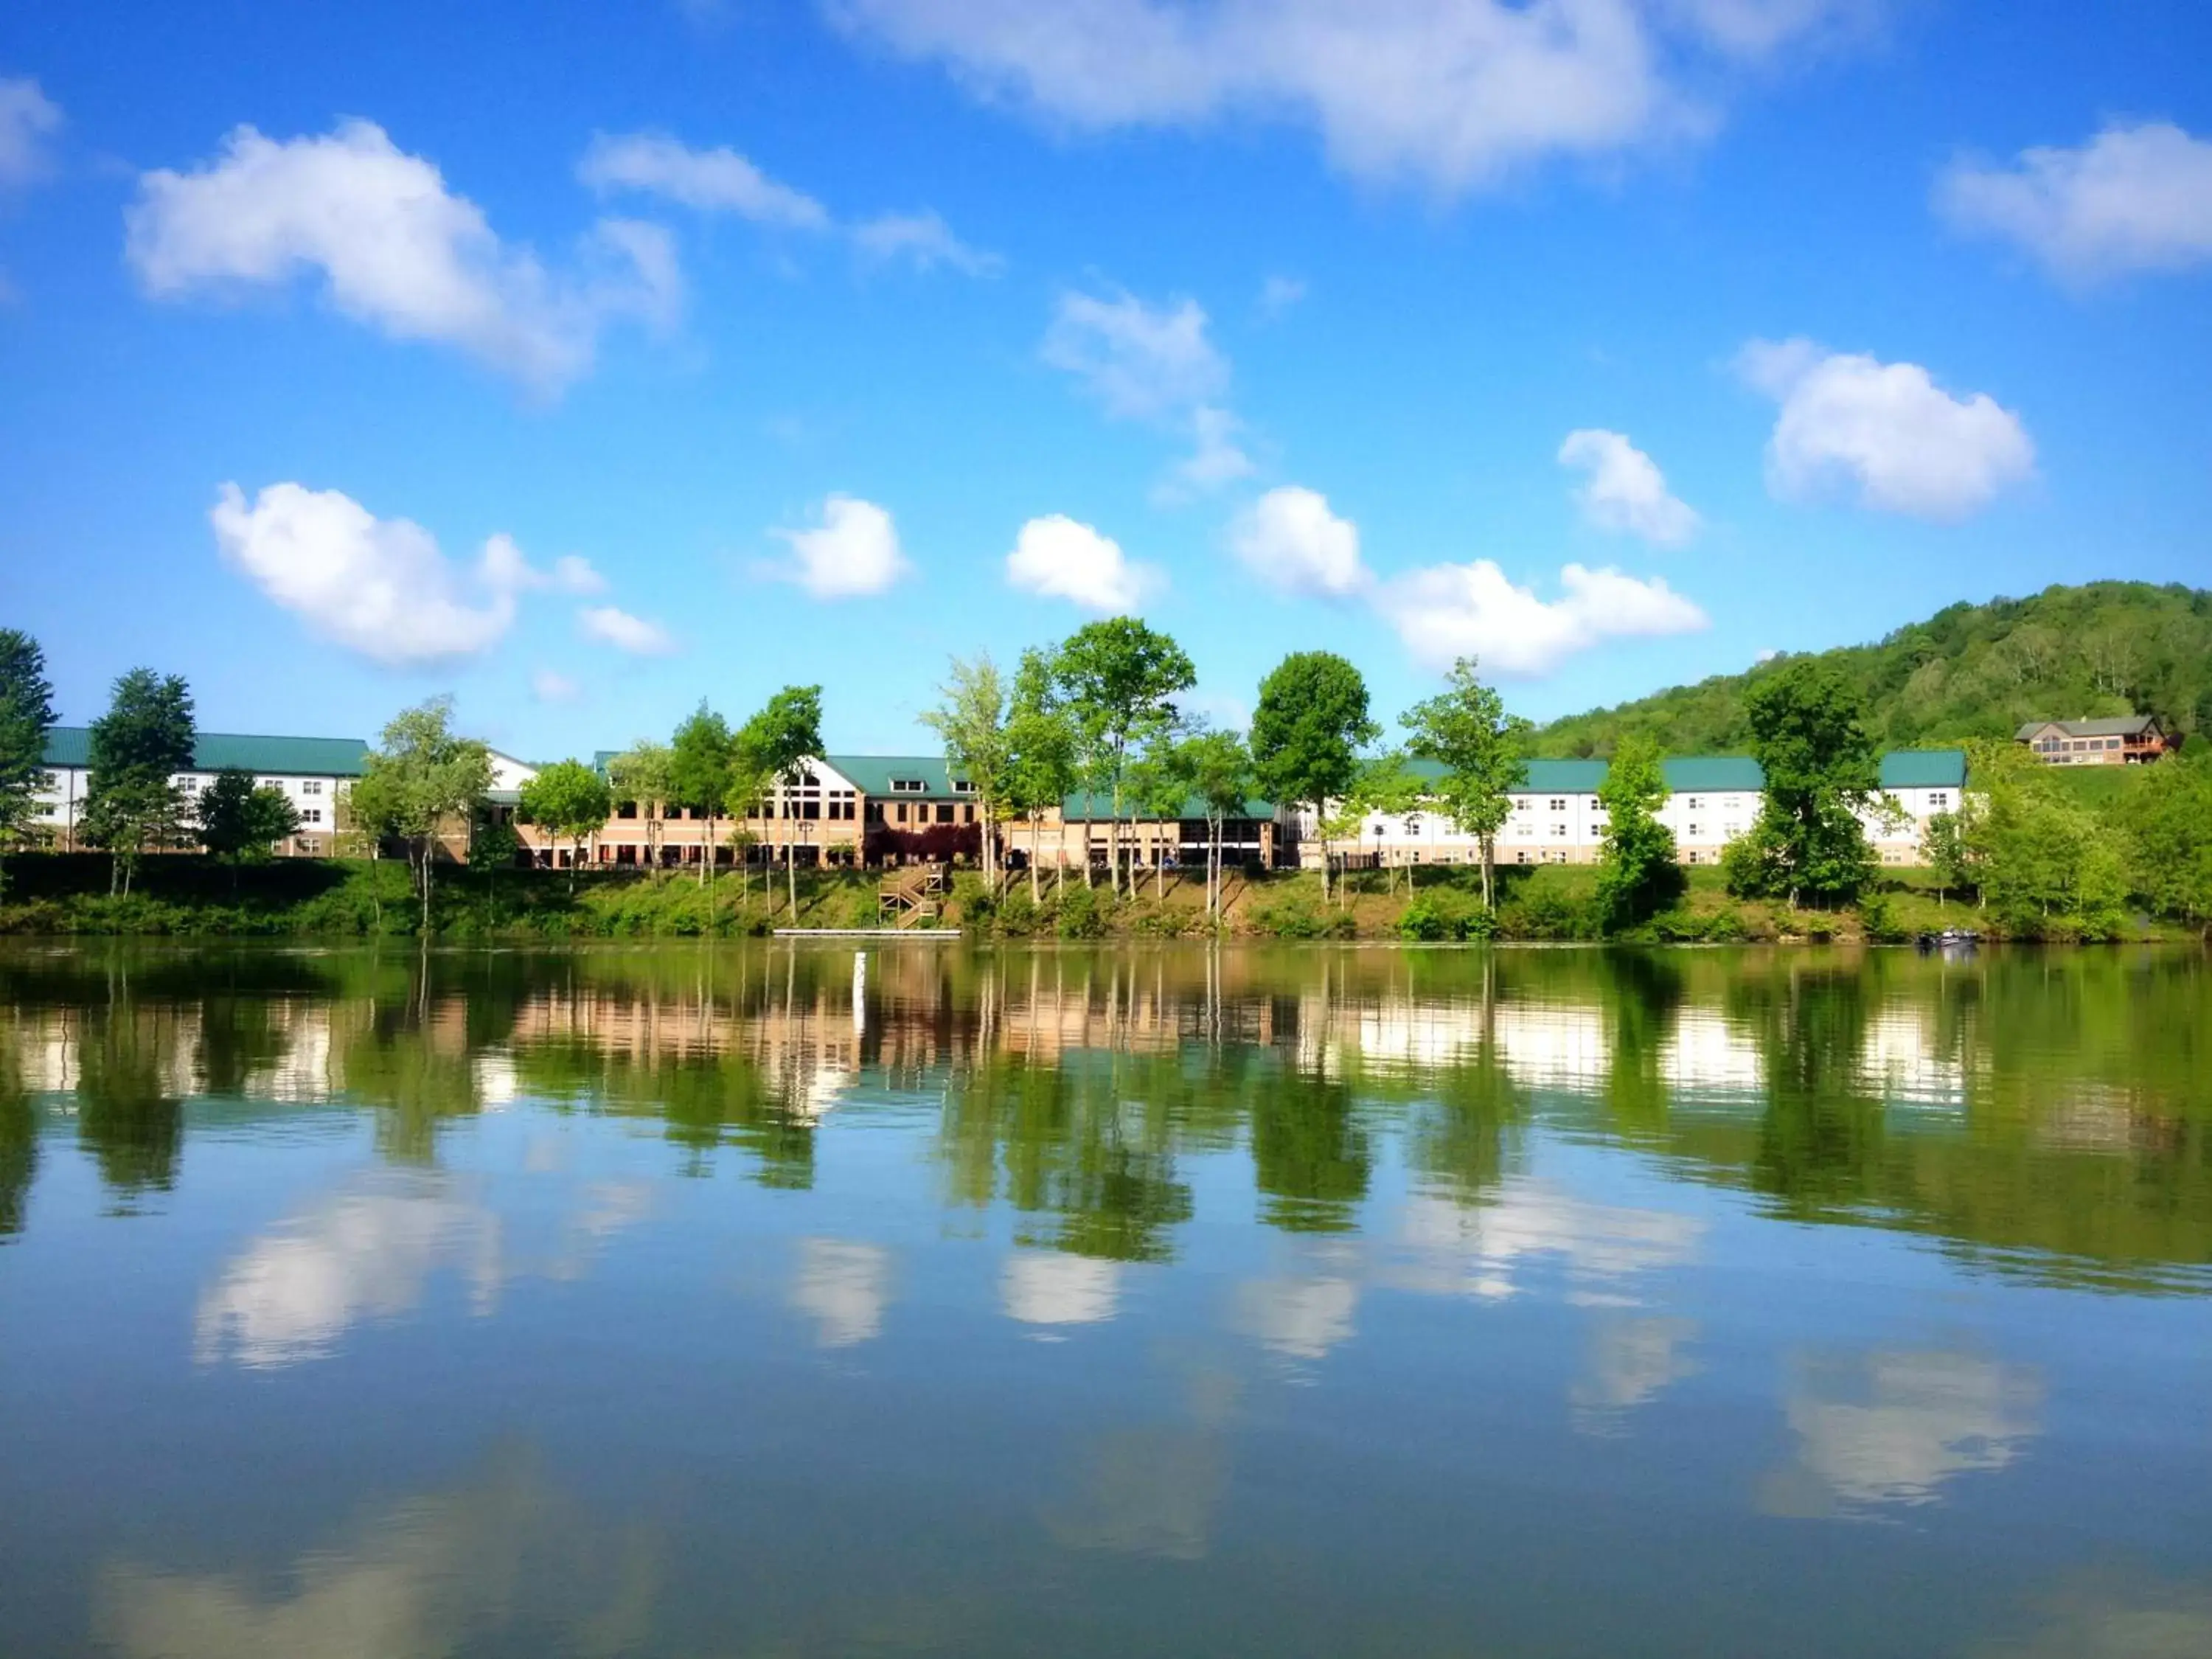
{"left": 1253, "top": 897, "right": 1355, "bottom": 940}
{"left": 1858, "top": 893, "right": 1910, "bottom": 945}
{"left": 1056, "top": 882, "right": 1109, "bottom": 939}
{"left": 1498, "top": 883, "right": 1596, "bottom": 940}
{"left": 1651, "top": 905, "right": 1751, "bottom": 944}
{"left": 1397, "top": 891, "right": 1495, "bottom": 942}
{"left": 995, "top": 886, "right": 1043, "bottom": 936}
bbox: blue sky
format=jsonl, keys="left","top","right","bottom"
{"left": 2, "top": 0, "right": 2208, "bottom": 759}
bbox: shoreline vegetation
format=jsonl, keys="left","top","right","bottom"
{"left": 7, "top": 589, "right": 2211, "bottom": 948}
{"left": 1, "top": 852, "right": 2200, "bottom": 945}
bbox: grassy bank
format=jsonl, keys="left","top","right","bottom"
{"left": 0, "top": 852, "right": 2190, "bottom": 943}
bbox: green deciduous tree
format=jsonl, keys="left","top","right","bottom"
{"left": 519, "top": 759, "right": 613, "bottom": 890}
{"left": 83, "top": 667, "right": 195, "bottom": 895}
{"left": 195, "top": 769, "right": 301, "bottom": 870}
{"left": 2124, "top": 749, "right": 2212, "bottom": 933}
{"left": 0, "top": 629, "right": 57, "bottom": 899}
{"left": 1053, "top": 619, "right": 1196, "bottom": 897}
{"left": 669, "top": 703, "right": 735, "bottom": 887}
{"left": 1178, "top": 726, "right": 1254, "bottom": 919}
{"left": 1401, "top": 657, "right": 1531, "bottom": 912}
{"left": 920, "top": 653, "right": 1012, "bottom": 886}
{"left": 740, "top": 685, "right": 824, "bottom": 915}
{"left": 1958, "top": 740, "right": 2128, "bottom": 939}
{"left": 606, "top": 740, "right": 675, "bottom": 868}
{"left": 1251, "top": 650, "right": 1380, "bottom": 904}
{"left": 1593, "top": 732, "right": 1683, "bottom": 931}
{"left": 1728, "top": 660, "right": 1879, "bottom": 907}
{"left": 357, "top": 698, "right": 493, "bottom": 931}
{"left": 1924, "top": 809, "right": 1975, "bottom": 908}
{"left": 1004, "top": 646, "right": 1079, "bottom": 900}
{"left": 1124, "top": 734, "right": 1197, "bottom": 901}
{"left": 1346, "top": 755, "right": 1428, "bottom": 898}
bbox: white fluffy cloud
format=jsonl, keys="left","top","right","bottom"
{"left": 128, "top": 120, "right": 681, "bottom": 394}
{"left": 823, "top": 0, "right": 1864, "bottom": 195}
{"left": 530, "top": 668, "right": 582, "bottom": 703}
{"left": 1044, "top": 288, "right": 1228, "bottom": 420}
{"left": 1376, "top": 559, "right": 1706, "bottom": 675}
{"left": 1739, "top": 338, "right": 2035, "bottom": 520}
{"left": 1228, "top": 485, "right": 1370, "bottom": 597}
{"left": 577, "top": 605, "right": 677, "bottom": 655}
{"left": 1045, "top": 287, "right": 1251, "bottom": 493}
{"left": 852, "top": 209, "right": 1004, "bottom": 274}
{"left": 210, "top": 482, "right": 539, "bottom": 666}
{"left": 1161, "top": 405, "right": 1257, "bottom": 497}
{"left": 1006, "top": 515, "right": 1160, "bottom": 611}
{"left": 1936, "top": 121, "right": 2212, "bottom": 286}
{"left": 577, "top": 131, "right": 831, "bottom": 229}
{"left": 581, "top": 133, "right": 1000, "bottom": 278}
{"left": 0, "top": 76, "right": 61, "bottom": 188}
{"left": 771, "top": 494, "right": 911, "bottom": 597}
{"left": 1557, "top": 428, "right": 1701, "bottom": 546}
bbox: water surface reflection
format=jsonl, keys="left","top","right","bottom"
{"left": 1, "top": 941, "right": 2208, "bottom": 1658}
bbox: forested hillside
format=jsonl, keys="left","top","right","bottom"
{"left": 1535, "top": 582, "right": 2212, "bottom": 756}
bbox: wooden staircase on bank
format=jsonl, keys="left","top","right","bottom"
{"left": 878, "top": 863, "right": 947, "bottom": 928}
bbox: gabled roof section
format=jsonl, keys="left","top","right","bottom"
{"left": 821, "top": 754, "right": 971, "bottom": 799}
{"left": 1661, "top": 756, "right": 1764, "bottom": 793}
{"left": 2014, "top": 715, "right": 2158, "bottom": 740}
{"left": 41, "top": 727, "right": 370, "bottom": 776}
{"left": 1879, "top": 749, "right": 1968, "bottom": 789}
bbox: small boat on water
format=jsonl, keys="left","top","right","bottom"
{"left": 1915, "top": 928, "right": 1981, "bottom": 954}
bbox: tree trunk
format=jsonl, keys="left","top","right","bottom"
{"left": 1029, "top": 815, "right": 1041, "bottom": 902}
{"left": 1109, "top": 776, "right": 1124, "bottom": 898}
{"left": 1210, "top": 816, "right": 1222, "bottom": 918}
{"left": 421, "top": 838, "right": 434, "bottom": 934}
{"left": 786, "top": 824, "right": 796, "bottom": 917}
{"left": 1480, "top": 836, "right": 1495, "bottom": 911}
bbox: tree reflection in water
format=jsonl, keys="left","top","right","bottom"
{"left": 0, "top": 942, "right": 2203, "bottom": 1291}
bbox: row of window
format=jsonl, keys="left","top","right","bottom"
{"left": 2036, "top": 737, "right": 2124, "bottom": 753}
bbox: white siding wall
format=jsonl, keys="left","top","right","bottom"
{"left": 1655, "top": 790, "right": 1759, "bottom": 865}
{"left": 1860, "top": 784, "right": 1961, "bottom": 865}
{"left": 1298, "top": 789, "right": 1610, "bottom": 866}
{"left": 1298, "top": 776, "right": 1962, "bottom": 869}
{"left": 31, "top": 767, "right": 354, "bottom": 846}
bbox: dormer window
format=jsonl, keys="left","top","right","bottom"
{"left": 891, "top": 779, "right": 925, "bottom": 793}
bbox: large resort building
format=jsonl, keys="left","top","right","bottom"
{"left": 30, "top": 728, "right": 370, "bottom": 856}
{"left": 31, "top": 726, "right": 1969, "bottom": 872}
{"left": 1297, "top": 750, "right": 1968, "bottom": 872}
{"left": 509, "top": 754, "right": 1286, "bottom": 874}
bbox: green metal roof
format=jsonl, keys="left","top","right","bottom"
{"left": 1402, "top": 757, "right": 1613, "bottom": 794}
{"left": 821, "top": 754, "right": 972, "bottom": 799}
{"left": 1879, "top": 749, "right": 1968, "bottom": 788}
{"left": 1660, "top": 755, "right": 1764, "bottom": 792}
{"left": 1061, "top": 790, "right": 1277, "bottom": 822}
{"left": 41, "top": 727, "right": 370, "bottom": 776}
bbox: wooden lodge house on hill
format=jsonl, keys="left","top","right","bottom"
{"left": 2014, "top": 716, "right": 2172, "bottom": 765}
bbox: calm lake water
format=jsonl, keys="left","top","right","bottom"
{"left": 2, "top": 941, "right": 2209, "bottom": 1658}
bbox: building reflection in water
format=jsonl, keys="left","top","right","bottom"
{"left": 1, "top": 943, "right": 2206, "bottom": 1295}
